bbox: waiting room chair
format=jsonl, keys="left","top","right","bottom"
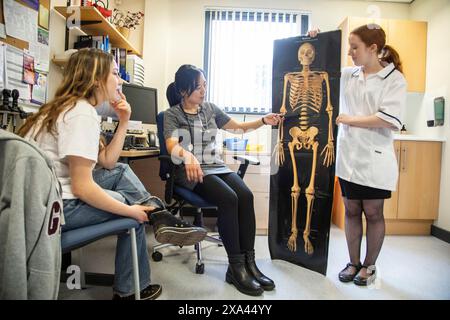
{"left": 153, "top": 111, "right": 260, "bottom": 274}
{"left": 61, "top": 218, "right": 142, "bottom": 299}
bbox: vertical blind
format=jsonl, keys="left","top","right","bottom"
{"left": 204, "top": 9, "right": 310, "bottom": 113}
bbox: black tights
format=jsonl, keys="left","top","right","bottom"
{"left": 343, "top": 198, "right": 385, "bottom": 266}
{"left": 194, "top": 172, "right": 256, "bottom": 256}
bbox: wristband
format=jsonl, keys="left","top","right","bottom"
{"left": 261, "top": 117, "right": 266, "bottom": 125}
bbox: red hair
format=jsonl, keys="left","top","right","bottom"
{"left": 351, "top": 24, "right": 403, "bottom": 73}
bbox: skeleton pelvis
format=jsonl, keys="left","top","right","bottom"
{"left": 288, "top": 126, "right": 319, "bottom": 150}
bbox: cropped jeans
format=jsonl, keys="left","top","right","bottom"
{"left": 62, "top": 163, "right": 163, "bottom": 296}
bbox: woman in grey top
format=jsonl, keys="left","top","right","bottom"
{"left": 164, "top": 65, "right": 280, "bottom": 296}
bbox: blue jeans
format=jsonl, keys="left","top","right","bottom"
{"left": 62, "top": 163, "right": 162, "bottom": 296}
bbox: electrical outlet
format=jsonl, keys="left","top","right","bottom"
{"left": 115, "top": 0, "right": 122, "bottom": 6}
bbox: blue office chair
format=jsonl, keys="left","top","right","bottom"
{"left": 61, "top": 218, "right": 142, "bottom": 299}
{"left": 153, "top": 111, "right": 260, "bottom": 274}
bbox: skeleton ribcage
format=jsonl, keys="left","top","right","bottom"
{"left": 288, "top": 73, "right": 324, "bottom": 131}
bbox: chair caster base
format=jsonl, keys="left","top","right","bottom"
{"left": 152, "top": 251, "right": 163, "bottom": 262}
{"left": 196, "top": 263, "right": 205, "bottom": 274}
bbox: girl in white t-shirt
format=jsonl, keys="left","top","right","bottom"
{"left": 18, "top": 49, "right": 205, "bottom": 299}
{"left": 309, "top": 25, "right": 406, "bottom": 286}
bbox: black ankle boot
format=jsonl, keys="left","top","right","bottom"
{"left": 244, "top": 250, "right": 275, "bottom": 291}
{"left": 226, "top": 254, "right": 263, "bottom": 296}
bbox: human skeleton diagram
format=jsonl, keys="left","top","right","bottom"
{"left": 274, "top": 42, "right": 334, "bottom": 255}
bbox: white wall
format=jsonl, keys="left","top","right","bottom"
{"left": 409, "top": 0, "right": 450, "bottom": 232}
{"left": 143, "top": 0, "right": 410, "bottom": 111}
{"left": 48, "top": 0, "right": 411, "bottom": 110}
{"left": 141, "top": 0, "right": 412, "bottom": 156}
{"left": 142, "top": 0, "right": 171, "bottom": 109}
{"left": 112, "top": 0, "right": 145, "bottom": 55}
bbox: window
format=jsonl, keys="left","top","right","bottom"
{"left": 204, "top": 9, "right": 310, "bottom": 114}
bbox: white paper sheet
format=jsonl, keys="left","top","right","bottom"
{"left": 5, "top": 45, "right": 31, "bottom": 101}
{"left": 0, "top": 43, "right": 5, "bottom": 88}
{"left": 31, "top": 72, "right": 47, "bottom": 104}
{"left": 3, "top": 0, "right": 38, "bottom": 44}
{"left": 29, "top": 42, "right": 50, "bottom": 73}
{"left": 0, "top": 23, "right": 6, "bottom": 39}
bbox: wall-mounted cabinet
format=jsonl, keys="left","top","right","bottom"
{"left": 338, "top": 17, "right": 427, "bottom": 93}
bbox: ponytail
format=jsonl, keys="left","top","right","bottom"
{"left": 380, "top": 45, "right": 403, "bottom": 73}
{"left": 166, "top": 82, "right": 181, "bottom": 107}
{"left": 351, "top": 24, "right": 404, "bottom": 74}
{"left": 166, "top": 64, "right": 205, "bottom": 107}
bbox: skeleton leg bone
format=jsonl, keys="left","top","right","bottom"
{"left": 287, "top": 140, "right": 300, "bottom": 252}
{"left": 303, "top": 139, "right": 319, "bottom": 255}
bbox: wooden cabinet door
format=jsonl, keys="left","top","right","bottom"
{"left": 338, "top": 17, "right": 427, "bottom": 92}
{"left": 397, "top": 141, "right": 442, "bottom": 220}
{"left": 129, "top": 157, "right": 166, "bottom": 200}
{"left": 383, "top": 141, "right": 401, "bottom": 219}
{"left": 387, "top": 20, "right": 427, "bottom": 92}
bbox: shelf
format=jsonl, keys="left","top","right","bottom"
{"left": 52, "top": 58, "right": 68, "bottom": 67}
{"left": 54, "top": 6, "right": 141, "bottom": 57}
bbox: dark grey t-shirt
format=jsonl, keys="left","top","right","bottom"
{"left": 163, "top": 102, "right": 233, "bottom": 190}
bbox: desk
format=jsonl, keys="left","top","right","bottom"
{"left": 119, "top": 149, "right": 165, "bottom": 200}
{"left": 119, "top": 149, "right": 160, "bottom": 164}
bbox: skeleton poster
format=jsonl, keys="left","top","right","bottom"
{"left": 269, "top": 30, "right": 341, "bottom": 275}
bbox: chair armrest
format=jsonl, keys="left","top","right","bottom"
{"left": 232, "top": 155, "right": 260, "bottom": 166}
{"left": 232, "top": 155, "right": 260, "bottom": 179}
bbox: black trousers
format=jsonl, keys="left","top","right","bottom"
{"left": 194, "top": 172, "right": 256, "bottom": 256}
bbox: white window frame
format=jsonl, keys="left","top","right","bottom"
{"left": 203, "top": 8, "right": 311, "bottom": 114}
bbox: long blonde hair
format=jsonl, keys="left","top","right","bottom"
{"left": 18, "top": 48, "right": 114, "bottom": 139}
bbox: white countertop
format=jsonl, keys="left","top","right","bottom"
{"left": 393, "top": 134, "right": 446, "bottom": 142}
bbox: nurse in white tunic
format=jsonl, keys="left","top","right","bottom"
{"left": 335, "top": 24, "right": 407, "bottom": 286}
{"left": 309, "top": 24, "right": 406, "bottom": 286}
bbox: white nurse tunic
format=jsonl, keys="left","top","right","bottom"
{"left": 335, "top": 63, "right": 407, "bottom": 191}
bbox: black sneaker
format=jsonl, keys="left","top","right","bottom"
{"left": 149, "top": 210, "right": 207, "bottom": 246}
{"left": 112, "top": 284, "right": 162, "bottom": 300}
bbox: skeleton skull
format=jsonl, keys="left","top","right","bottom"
{"left": 298, "top": 43, "right": 315, "bottom": 66}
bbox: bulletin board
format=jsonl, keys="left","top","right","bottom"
{"left": 0, "top": 0, "right": 51, "bottom": 106}
{"left": 0, "top": 0, "right": 50, "bottom": 50}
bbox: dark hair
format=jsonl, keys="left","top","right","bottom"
{"left": 351, "top": 24, "right": 403, "bottom": 73}
{"left": 166, "top": 64, "right": 205, "bottom": 107}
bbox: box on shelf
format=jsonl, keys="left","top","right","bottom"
{"left": 126, "top": 54, "right": 145, "bottom": 86}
